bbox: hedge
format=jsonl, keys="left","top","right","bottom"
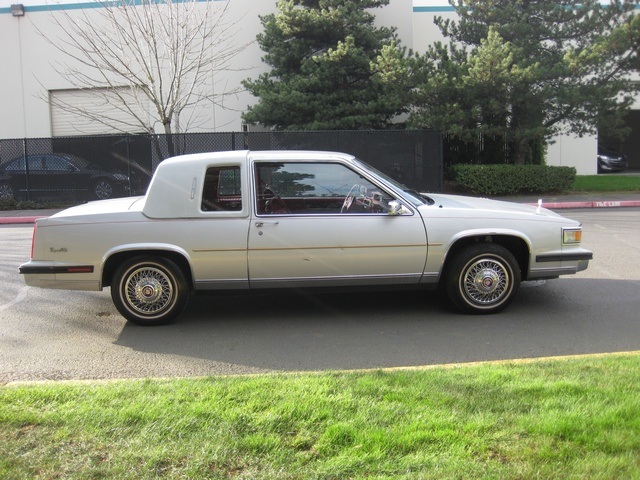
{"left": 452, "top": 164, "right": 576, "bottom": 196}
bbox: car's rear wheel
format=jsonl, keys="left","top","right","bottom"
{"left": 444, "top": 243, "right": 520, "bottom": 314}
{"left": 94, "top": 179, "right": 114, "bottom": 199}
{"left": 111, "top": 256, "right": 189, "bottom": 326}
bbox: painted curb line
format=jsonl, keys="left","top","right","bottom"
{"left": 0, "top": 216, "right": 49, "bottom": 225}
{"left": 526, "top": 200, "right": 640, "bottom": 209}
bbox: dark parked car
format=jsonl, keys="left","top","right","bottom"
{"left": 0, "top": 153, "right": 132, "bottom": 200}
{"left": 597, "top": 146, "right": 628, "bottom": 173}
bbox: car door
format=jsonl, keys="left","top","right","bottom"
{"left": 25, "top": 155, "right": 48, "bottom": 195}
{"left": 247, "top": 160, "right": 428, "bottom": 288}
{"left": 44, "top": 155, "right": 82, "bottom": 196}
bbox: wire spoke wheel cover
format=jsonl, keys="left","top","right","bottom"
{"left": 125, "top": 266, "right": 174, "bottom": 315}
{"left": 445, "top": 243, "right": 520, "bottom": 314}
{"left": 112, "top": 256, "right": 188, "bottom": 326}
{"left": 462, "top": 258, "right": 510, "bottom": 305}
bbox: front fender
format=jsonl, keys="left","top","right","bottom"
{"left": 425, "top": 229, "right": 533, "bottom": 283}
{"left": 443, "top": 229, "right": 533, "bottom": 262}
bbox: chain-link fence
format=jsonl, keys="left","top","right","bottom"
{"left": 0, "top": 130, "right": 442, "bottom": 202}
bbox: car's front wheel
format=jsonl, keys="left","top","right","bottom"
{"left": 444, "top": 243, "right": 520, "bottom": 314}
{"left": 111, "top": 256, "right": 189, "bottom": 326}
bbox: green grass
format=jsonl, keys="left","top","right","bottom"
{"left": 2, "top": 354, "right": 640, "bottom": 479}
{"left": 572, "top": 175, "right": 640, "bottom": 192}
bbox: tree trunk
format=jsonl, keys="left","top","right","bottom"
{"left": 512, "top": 137, "right": 527, "bottom": 165}
{"left": 164, "top": 122, "right": 176, "bottom": 158}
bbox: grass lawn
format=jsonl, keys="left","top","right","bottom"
{"left": 572, "top": 175, "right": 640, "bottom": 192}
{"left": 2, "top": 353, "right": 639, "bottom": 479}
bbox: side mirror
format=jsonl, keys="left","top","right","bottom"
{"left": 388, "top": 200, "right": 406, "bottom": 216}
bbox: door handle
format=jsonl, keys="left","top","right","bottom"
{"left": 255, "top": 221, "right": 279, "bottom": 227}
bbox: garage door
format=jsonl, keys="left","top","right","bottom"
{"left": 50, "top": 87, "right": 149, "bottom": 137}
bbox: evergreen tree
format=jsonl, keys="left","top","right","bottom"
{"left": 242, "top": 0, "right": 407, "bottom": 130}
{"left": 380, "top": 0, "right": 640, "bottom": 164}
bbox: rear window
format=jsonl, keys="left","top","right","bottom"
{"left": 201, "top": 166, "right": 242, "bottom": 212}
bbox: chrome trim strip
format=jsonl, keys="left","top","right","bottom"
{"left": 249, "top": 244, "right": 426, "bottom": 252}
{"left": 249, "top": 273, "right": 423, "bottom": 288}
{"left": 194, "top": 279, "right": 250, "bottom": 290}
{"left": 192, "top": 248, "right": 246, "bottom": 253}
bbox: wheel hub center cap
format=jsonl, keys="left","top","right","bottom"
{"left": 136, "top": 280, "right": 162, "bottom": 303}
{"left": 474, "top": 269, "right": 500, "bottom": 293}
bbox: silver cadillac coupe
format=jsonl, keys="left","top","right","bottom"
{"left": 20, "top": 150, "right": 593, "bottom": 325}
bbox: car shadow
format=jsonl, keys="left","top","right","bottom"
{"left": 112, "top": 278, "right": 640, "bottom": 373}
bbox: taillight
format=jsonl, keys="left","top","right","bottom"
{"left": 30, "top": 224, "right": 37, "bottom": 259}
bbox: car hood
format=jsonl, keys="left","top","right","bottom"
{"left": 421, "top": 193, "right": 563, "bottom": 218}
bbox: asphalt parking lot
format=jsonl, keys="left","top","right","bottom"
{"left": 1, "top": 206, "right": 639, "bottom": 383}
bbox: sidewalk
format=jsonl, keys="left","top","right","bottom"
{"left": 1, "top": 193, "right": 639, "bottom": 225}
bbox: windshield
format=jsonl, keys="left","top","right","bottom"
{"left": 351, "top": 157, "right": 432, "bottom": 207}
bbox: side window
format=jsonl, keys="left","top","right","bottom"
{"left": 201, "top": 166, "right": 242, "bottom": 212}
{"left": 254, "top": 162, "right": 394, "bottom": 215}
{"left": 23, "top": 156, "right": 44, "bottom": 171}
{"left": 45, "top": 156, "right": 71, "bottom": 171}
{"left": 6, "top": 157, "right": 49, "bottom": 172}
{"left": 6, "top": 158, "right": 26, "bottom": 171}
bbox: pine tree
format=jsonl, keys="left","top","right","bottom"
{"left": 242, "top": 0, "right": 407, "bottom": 130}
{"left": 398, "top": 0, "right": 640, "bottom": 164}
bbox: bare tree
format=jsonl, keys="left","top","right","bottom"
{"left": 41, "top": 0, "right": 249, "bottom": 157}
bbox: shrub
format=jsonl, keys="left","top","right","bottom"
{"left": 452, "top": 164, "right": 576, "bottom": 196}
{"left": 0, "top": 197, "right": 18, "bottom": 210}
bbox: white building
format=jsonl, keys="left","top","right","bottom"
{"left": 1, "top": 0, "right": 637, "bottom": 173}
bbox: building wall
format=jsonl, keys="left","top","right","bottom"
{"left": 412, "top": 0, "right": 456, "bottom": 47}
{"left": 547, "top": 135, "right": 598, "bottom": 174}
{"left": 1, "top": 9, "right": 27, "bottom": 138}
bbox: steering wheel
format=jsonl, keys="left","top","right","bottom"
{"left": 341, "top": 184, "right": 362, "bottom": 213}
{"left": 263, "top": 187, "right": 290, "bottom": 214}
